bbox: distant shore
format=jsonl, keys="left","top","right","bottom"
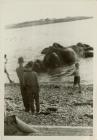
{"left": 6, "top": 16, "right": 93, "bottom": 29}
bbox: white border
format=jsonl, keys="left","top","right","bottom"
{"left": 0, "top": 0, "right": 97, "bottom": 140}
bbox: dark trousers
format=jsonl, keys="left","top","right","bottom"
{"left": 20, "top": 85, "right": 29, "bottom": 110}
{"left": 26, "top": 86, "right": 40, "bottom": 113}
{"left": 74, "top": 76, "right": 80, "bottom": 85}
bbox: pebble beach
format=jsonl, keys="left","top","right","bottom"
{"left": 5, "top": 82, "right": 93, "bottom": 127}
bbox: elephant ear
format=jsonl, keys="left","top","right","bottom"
{"left": 15, "top": 116, "right": 39, "bottom": 133}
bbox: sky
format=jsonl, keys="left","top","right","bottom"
{"left": 0, "top": 0, "right": 97, "bottom": 26}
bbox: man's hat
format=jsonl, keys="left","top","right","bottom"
{"left": 25, "top": 61, "right": 33, "bottom": 68}
{"left": 18, "top": 57, "right": 24, "bottom": 63}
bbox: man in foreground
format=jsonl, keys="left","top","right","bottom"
{"left": 23, "top": 61, "right": 40, "bottom": 114}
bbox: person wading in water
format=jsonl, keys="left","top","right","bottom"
{"left": 72, "top": 62, "right": 81, "bottom": 93}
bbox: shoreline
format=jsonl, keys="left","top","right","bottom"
{"left": 5, "top": 82, "right": 93, "bottom": 86}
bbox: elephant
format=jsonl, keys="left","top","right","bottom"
{"left": 43, "top": 52, "right": 61, "bottom": 69}
{"left": 41, "top": 43, "right": 64, "bottom": 54}
{"left": 68, "top": 42, "right": 93, "bottom": 58}
{"left": 43, "top": 43, "right": 77, "bottom": 69}
{"left": 84, "top": 51, "right": 93, "bottom": 58}
{"left": 70, "top": 42, "right": 93, "bottom": 58}
{"left": 25, "top": 60, "right": 46, "bottom": 73}
{"left": 26, "top": 42, "right": 93, "bottom": 72}
{"left": 33, "top": 59, "right": 46, "bottom": 72}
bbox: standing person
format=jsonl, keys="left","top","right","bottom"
{"left": 23, "top": 61, "right": 40, "bottom": 114}
{"left": 73, "top": 62, "right": 81, "bottom": 93}
{"left": 16, "top": 57, "right": 29, "bottom": 112}
{"left": 4, "top": 54, "right": 14, "bottom": 83}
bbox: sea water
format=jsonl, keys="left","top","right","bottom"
{"left": 4, "top": 19, "right": 94, "bottom": 84}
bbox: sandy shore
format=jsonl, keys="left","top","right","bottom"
{"left": 5, "top": 82, "right": 93, "bottom": 127}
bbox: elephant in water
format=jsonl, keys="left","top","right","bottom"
{"left": 25, "top": 59, "right": 46, "bottom": 73}
{"left": 43, "top": 52, "right": 61, "bottom": 69}
{"left": 33, "top": 59, "right": 46, "bottom": 72}
{"left": 43, "top": 43, "right": 77, "bottom": 69}
{"left": 25, "top": 42, "right": 93, "bottom": 72}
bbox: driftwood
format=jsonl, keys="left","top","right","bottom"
{"left": 84, "top": 114, "right": 93, "bottom": 119}
{"left": 4, "top": 115, "right": 93, "bottom": 136}
{"left": 73, "top": 102, "right": 93, "bottom": 107}
{"left": 4, "top": 115, "right": 39, "bottom": 135}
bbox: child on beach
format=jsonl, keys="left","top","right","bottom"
{"left": 23, "top": 61, "right": 40, "bottom": 114}
{"left": 73, "top": 62, "right": 81, "bottom": 93}
{"left": 16, "top": 57, "right": 29, "bottom": 112}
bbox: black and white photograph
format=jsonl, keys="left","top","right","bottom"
{"left": 1, "top": 0, "right": 97, "bottom": 137}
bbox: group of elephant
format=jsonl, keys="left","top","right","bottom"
{"left": 26, "top": 42, "right": 93, "bottom": 73}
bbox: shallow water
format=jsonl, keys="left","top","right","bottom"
{"left": 4, "top": 20, "right": 94, "bottom": 84}
{"left": 38, "top": 58, "right": 93, "bottom": 85}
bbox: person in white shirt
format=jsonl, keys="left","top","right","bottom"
{"left": 4, "top": 54, "right": 13, "bottom": 83}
